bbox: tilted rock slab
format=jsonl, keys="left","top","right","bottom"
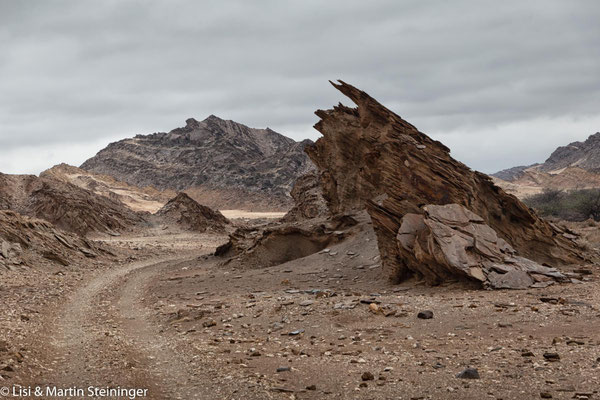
{"left": 306, "top": 81, "right": 584, "bottom": 285}
{"left": 398, "top": 204, "right": 567, "bottom": 288}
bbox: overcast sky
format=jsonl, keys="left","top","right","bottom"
{"left": 1, "top": 0, "right": 599, "bottom": 175}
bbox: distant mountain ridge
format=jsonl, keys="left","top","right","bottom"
{"left": 80, "top": 116, "right": 314, "bottom": 209}
{"left": 492, "top": 132, "right": 600, "bottom": 198}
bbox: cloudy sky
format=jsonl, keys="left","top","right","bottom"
{"left": 1, "top": 0, "right": 599, "bottom": 175}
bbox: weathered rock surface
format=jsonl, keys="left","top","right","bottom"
{"left": 155, "top": 193, "right": 229, "bottom": 232}
{"left": 0, "top": 210, "right": 103, "bottom": 269}
{"left": 281, "top": 172, "right": 329, "bottom": 222}
{"left": 0, "top": 172, "right": 143, "bottom": 236}
{"left": 41, "top": 163, "right": 175, "bottom": 213}
{"left": 307, "top": 81, "right": 584, "bottom": 284}
{"left": 81, "top": 115, "right": 315, "bottom": 210}
{"left": 215, "top": 213, "right": 362, "bottom": 269}
{"left": 398, "top": 204, "right": 567, "bottom": 288}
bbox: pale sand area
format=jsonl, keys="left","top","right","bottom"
{"left": 219, "top": 209, "right": 286, "bottom": 219}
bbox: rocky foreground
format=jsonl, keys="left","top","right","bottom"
{"left": 1, "top": 222, "right": 599, "bottom": 399}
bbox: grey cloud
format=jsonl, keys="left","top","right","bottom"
{"left": 0, "top": 0, "right": 599, "bottom": 174}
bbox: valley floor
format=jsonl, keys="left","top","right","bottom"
{"left": 1, "top": 228, "right": 599, "bottom": 400}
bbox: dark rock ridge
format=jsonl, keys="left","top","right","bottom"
{"left": 493, "top": 132, "right": 600, "bottom": 182}
{"left": 156, "top": 192, "right": 229, "bottom": 232}
{"left": 81, "top": 116, "right": 315, "bottom": 208}
{"left": 306, "top": 81, "right": 584, "bottom": 285}
{"left": 492, "top": 164, "right": 538, "bottom": 182}
{"left": 540, "top": 132, "right": 600, "bottom": 173}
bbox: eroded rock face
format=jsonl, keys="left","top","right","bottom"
{"left": 156, "top": 193, "right": 229, "bottom": 232}
{"left": 307, "top": 81, "right": 584, "bottom": 284}
{"left": 0, "top": 210, "right": 103, "bottom": 270}
{"left": 215, "top": 214, "right": 360, "bottom": 269}
{"left": 0, "top": 172, "right": 143, "bottom": 237}
{"left": 397, "top": 204, "right": 567, "bottom": 288}
{"left": 281, "top": 172, "right": 329, "bottom": 222}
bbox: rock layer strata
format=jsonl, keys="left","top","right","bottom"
{"left": 307, "top": 81, "right": 584, "bottom": 285}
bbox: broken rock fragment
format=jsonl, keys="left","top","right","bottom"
{"left": 397, "top": 204, "right": 567, "bottom": 288}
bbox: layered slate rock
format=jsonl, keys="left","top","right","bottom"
{"left": 156, "top": 193, "right": 229, "bottom": 232}
{"left": 281, "top": 172, "right": 329, "bottom": 222}
{"left": 0, "top": 172, "right": 143, "bottom": 237}
{"left": 398, "top": 204, "right": 567, "bottom": 288}
{"left": 0, "top": 210, "right": 102, "bottom": 270}
{"left": 307, "top": 81, "right": 584, "bottom": 284}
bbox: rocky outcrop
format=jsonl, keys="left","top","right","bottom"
{"left": 398, "top": 204, "right": 567, "bottom": 288}
{"left": 307, "top": 81, "right": 584, "bottom": 285}
{"left": 281, "top": 172, "right": 329, "bottom": 222}
{"left": 0, "top": 210, "right": 102, "bottom": 270}
{"left": 215, "top": 213, "right": 360, "bottom": 269}
{"left": 156, "top": 193, "right": 229, "bottom": 232}
{"left": 81, "top": 116, "right": 315, "bottom": 210}
{"left": 0, "top": 172, "right": 143, "bottom": 236}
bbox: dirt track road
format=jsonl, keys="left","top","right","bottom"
{"left": 37, "top": 254, "right": 219, "bottom": 399}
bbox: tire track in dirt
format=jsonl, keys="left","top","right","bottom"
{"left": 40, "top": 254, "right": 219, "bottom": 399}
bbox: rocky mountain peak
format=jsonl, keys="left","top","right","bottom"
{"left": 80, "top": 117, "right": 314, "bottom": 209}
{"left": 539, "top": 131, "right": 600, "bottom": 173}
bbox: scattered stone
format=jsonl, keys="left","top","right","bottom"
{"left": 456, "top": 367, "right": 480, "bottom": 379}
{"left": 288, "top": 329, "right": 305, "bottom": 336}
{"left": 543, "top": 352, "right": 560, "bottom": 362}
{"left": 202, "top": 320, "right": 216, "bottom": 328}
{"left": 276, "top": 366, "right": 291, "bottom": 372}
{"left": 369, "top": 303, "right": 380, "bottom": 314}
{"left": 540, "top": 393, "right": 552, "bottom": 399}
{"left": 306, "top": 385, "right": 316, "bottom": 391}
{"left": 361, "top": 372, "right": 375, "bottom": 381}
{"left": 299, "top": 300, "right": 314, "bottom": 307}
{"left": 417, "top": 310, "right": 433, "bottom": 319}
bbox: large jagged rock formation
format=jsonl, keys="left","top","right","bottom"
{"left": 281, "top": 172, "right": 329, "bottom": 222}
{"left": 156, "top": 193, "right": 229, "bottom": 232}
{"left": 307, "top": 81, "right": 584, "bottom": 285}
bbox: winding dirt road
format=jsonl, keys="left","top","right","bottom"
{"left": 37, "top": 254, "right": 220, "bottom": 399}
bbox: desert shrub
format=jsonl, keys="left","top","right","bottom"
{"left": 524, "top": 188, "right": 600, "bottom": 221}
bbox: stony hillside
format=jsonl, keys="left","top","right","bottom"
{"left": 0, "top": 172, "right": 143, "bottom": 236}
{"left": 80, "top": 116, "right": 314, "bottom": 209}
{"left": 41, "top": 164, "right": 175, "bottom": 213}
{"left": 493, "top": 132, "right": 600, "bottom": 198}
{"left": 0, "top": 210, "right": 102, "bottom": 271}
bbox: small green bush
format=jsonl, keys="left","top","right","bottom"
{"left": 524, "top": 188, "right": 600, "bottom": 221}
